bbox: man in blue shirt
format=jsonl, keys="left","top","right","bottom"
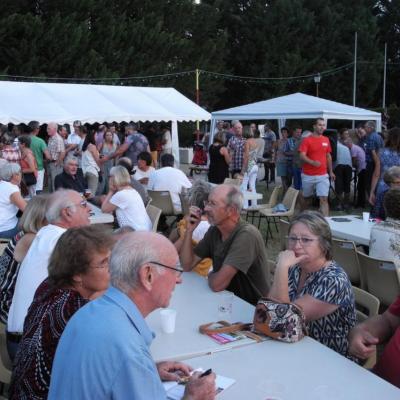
{"left": 362, "top": 121, "right": 383, "bottom": 198}
{"left": 48, "top": 232, "right": 216, "bottom": 400}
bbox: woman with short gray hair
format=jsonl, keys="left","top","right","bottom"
{"left": 0, "top": 162, "right": 27, "bottom": 238}
{"left": 268, "top": 210, "right": 356, "bottom": 358}
{"left": 101, "top": 165, "right": 151, "bottom": 231}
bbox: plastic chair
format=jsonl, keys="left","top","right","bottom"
{"left": 352, "top": 286, "right": 380, "bottom": 369}
{"left": 146, "top": 204, "right": 162, "bottom": 233}
{"left": 356, "top": 251, "right": 400, "bottom": 306}
{"left": 279, "top": 219, "right": 290, "bottom": 251}
{"left": 223, "top": 178, "right": 241, "bottom": 186}
{"left": 332, "top": 239, "right": 365, "bottom": 289}
{"left": 259, "top": 187, "right": 299, "bottom": 243}
{"left": 178, "top": 193, "right": 190, "bottom": 216}
{"left": 0, "top": 323, "right": 12, "bottom": 386}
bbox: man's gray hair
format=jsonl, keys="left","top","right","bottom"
{"left": 45, "top": 189, "right": 79, "bottom": 223}
{"left": 110, "top": 232, "right": 164, "bottom": 294}
{"left": 224, "top": 185, "right": 244, "bottom": 213}
{"left": 0, "top": 162, "right": 21, "bottom": 181}
{"left": 188, "top": 180, "right": 212, "bottom": 209}
{"left": 365, "top": 121, "right": 376, "bottom": 130}
{"left": 64, "top": 155, "right": 79, "bottom": 166}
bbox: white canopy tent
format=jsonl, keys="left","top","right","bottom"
{"left": 0, "top": 81, "right": 211, "bottom": 164}
{"left": 210, "top": 92, "right": 382, "bottom": 140}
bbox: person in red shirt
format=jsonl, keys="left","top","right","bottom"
{"left": 349, "top": 295, "right": 400, "bottom": 388}
{"left": 299, "top": 118, "right": 335, "bottom": 216}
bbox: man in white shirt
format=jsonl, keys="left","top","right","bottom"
{"left": 65, "top": 120, "right": 83, "bottom": 154}
{"left": 148, "top": 154, "right": 192, "bottom": 212}
{"left": 6, "top": 189, "right": 91, "bottom": 360}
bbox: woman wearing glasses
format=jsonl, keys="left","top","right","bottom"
{"left": 268, "top": 211, "right": 356, "bottom": 358}
{"left": 9, "top": 225, "right": 112, "bottom": 400}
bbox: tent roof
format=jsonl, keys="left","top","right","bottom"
{"left": 0, "top": 81, "right": 211, "bottom": 124}
{"left": 211, "top": 92, "right": 381, "bottom": 121}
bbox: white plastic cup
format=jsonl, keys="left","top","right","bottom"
{"left": 362, "top": 212, "right": 370, "bottom": 222}
{"left": 160, "top": 308, "right": 177, "bottom": 334}
{"left": 217, "top": 291, "right": 234, "bottom": 321}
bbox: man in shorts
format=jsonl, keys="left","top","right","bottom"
{"left": 299, "top": 118, "right": 335, "bottom": 216}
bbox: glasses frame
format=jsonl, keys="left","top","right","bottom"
{"left": 67, "top": 200, "right": 88, "bottom": 210}
{"left": 148, "top": 260, "right": 184, "bottom": 276}
{"left": 286, "top": 235, "right": 318, "bottom": 247}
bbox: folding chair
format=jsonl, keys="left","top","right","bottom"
{"left": 352, "top": 286, "right": 380, "bottom": 369}
{"left": 332, "top": 239, "right": 365, "bottom": 289}
{"left": 146, "top": 204, "right": 162, "bottom": 233}
{"left": 259, "top": 187, "right": 299, "bottom": 243}
{"left": 356, "top": 251, "right": 400, "bottom": 306}
{"left": 223, "top": 178, "right": 241, "bottom": 186}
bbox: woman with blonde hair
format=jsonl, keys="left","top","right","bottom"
{"left": 101, "top": 165, "right": 151, "bottom": 231}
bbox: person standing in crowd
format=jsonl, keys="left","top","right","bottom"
{"left": 18, "top": 135, "right": 38, "bottom": 198}
{"left": 299, "top": 118, "right": 335, "bottom": 217}
{"left": 344, "top": 137, "right": 366, "bottom": 208}
{"left": 98, "top": 128, "right": 118, "bottom": 194}
{"left": 9, "top": 225, "right": 112, "bottom": 400}
{"left": 333, "top": 133, "right": 353, "bottom": 212}
{"left": 0, "top": 163, "right": 27, "bottom": 239}
{"left": 240, "top": 126, "right": 259, "bottom": 208}
{"left": 208, "top": 131, "right": 230, "bottom": 184}
{"left": 262, "top": 123, "right": 276, "bottom": 183}
{"left": 227, "top": 121, "right": 245, "bottom": 177}
{"left": 253, "top": 129, "right": 265, "bottom": 161}
{"left": 47, "top": 122, "right": 65, "bottom": 193}
{"left": 28, "top": 121, "right": 50, "bottom": 194}
{"left": 362, "top": 120, "right": 384, "bottom": 199}
{"left": 81, "top": 130, "right": 103, "bottom": 195}
{"left": 48, "top": 232, "right": 216, "bottom": 400}
{"left": 160, "top": 124, "right": 172, "bottom": 156}
{"left": 285, "top": 126, "right": 303, "bottom": 190}
{"left": 0, "top": 132, "right": 21, "bottom": 164}
{"left": 276, "top": 127, "right": 289, "bottom": 193}
{"left": 370, "top": 127, "right": 400, "bottom": 212}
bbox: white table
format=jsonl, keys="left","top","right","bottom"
{"left": 89, "top": 204, "right": 114, "bottom": 224}
{"left": 326, "top": 215, "right": 375, "bottom": 246}
{"left": 146, "top": 273, "right": 256, "bottom": 362}
{"left": 185, "top": 337, "right": 400, "bottom": 400}
{"left": 243, "top": 191, "right": 262, "bottom": 203}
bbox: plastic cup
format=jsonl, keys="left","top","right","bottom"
{"left": 362, "top": 212, "right": 370, "bottom": 222}
{"left": 217, "top": 291, "right": 234, "bottom": 321}
{"left": 160, "top": 308, "right": 177, "bottom": 334}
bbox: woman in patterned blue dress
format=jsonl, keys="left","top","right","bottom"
{"left": 269, "top": 211, "right": 356, "bottom": 358}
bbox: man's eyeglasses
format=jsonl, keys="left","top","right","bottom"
{"left": 148, "top": 261, "right": 184, "bottom": 276}
{"left": 286, "top": 236, "right": 317, "bottom": 246}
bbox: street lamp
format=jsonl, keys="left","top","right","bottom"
{"left": 314, "top": 73, "right": 321, "bottom": 97}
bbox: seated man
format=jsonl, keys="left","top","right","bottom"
{"left": 54, "top": 156, "right": 87, "bottom": 193}
{"left": 349, "top": 294, "right": 400, "bottom": 388}
{"left": 180, "top": 184, "right": 271, "bottom": 305}
{"left": 48, "top": 232, "right": 216, "bottom": 400}
{"left": 148, "top": 153, "right": 192, "bottom": 213}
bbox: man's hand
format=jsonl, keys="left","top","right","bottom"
{"left": 183, "top": 371, "right": 216, "bottom": 400}
{"left": 185, "top": 206, "right": 202, "bottom": 232}
{"left": 329, "top": 171, "right": 336, "bottom": 181}
{"left": 312, "top": 160, "right": 321, "bottom": 167}
{"left": 369, "top": 192, "right": 376, "bottom": 206}
{"left": 156, "top": 361, "right": 192, "bottom": 382}
{"left": 348, "top": 326, "right": 379, "bottom": 360}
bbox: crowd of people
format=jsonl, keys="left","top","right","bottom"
{"left": 0, "top": 117, "right": 400, "bottom": 398}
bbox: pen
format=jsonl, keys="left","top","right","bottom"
{"left": 200, "top": 368, "right": 212, "bottom": 378}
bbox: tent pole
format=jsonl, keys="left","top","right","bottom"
{"left": 352, "top": 32, "right": 357, "bottom": 129}
{"left": 195, "top": 69, "right": 200, "bottom": 130}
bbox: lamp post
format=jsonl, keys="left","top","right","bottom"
{"left": 314, "top": 73, "right": 321, "bottom": 97}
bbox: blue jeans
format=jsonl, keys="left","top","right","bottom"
{"left": 0, "top": 223, "right": 19, "bottom": 239}
{"left": 293, "top": 167, "right": 302, "bottom": 190}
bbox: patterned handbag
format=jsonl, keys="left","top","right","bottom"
{"left": 252, "top": 298, "right": 307, "bottom": 343}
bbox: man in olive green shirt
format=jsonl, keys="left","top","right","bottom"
{"left": 180, "top": 184, "right": 270, "bottom": 305}
{"left": 28, "top": 121, "right": 50, "bottom": 193}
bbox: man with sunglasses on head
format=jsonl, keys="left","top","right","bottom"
{"left": 180, "top": 184, "right": 270, "bottom": 305}
{"left": 49, "top": 232, "right": 216, "bottom": 400}
{"left": 6, "top": 189, "right": 91, "bottom": 361}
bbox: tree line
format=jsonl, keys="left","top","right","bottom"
{"left": 0, "top": 0, "right": 399, "bottom": 123}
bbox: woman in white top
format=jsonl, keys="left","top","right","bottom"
{"left": 133, "top": 151, "right": 155, "bottom": 188}
{"left": 81, "top": 130, "right": 104, "bottom": 195}
{"left": 0, "top": 163, "right": 27, "bottom": 238}
{"left": 370, "top": 188, "right": 400, "bottom": 262}
{"left": 101, "top": 165, "right": 152, "bottom": 232}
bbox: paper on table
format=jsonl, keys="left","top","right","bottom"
{"left": 164, "top": 369, "right": 236, "bottom": 400}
